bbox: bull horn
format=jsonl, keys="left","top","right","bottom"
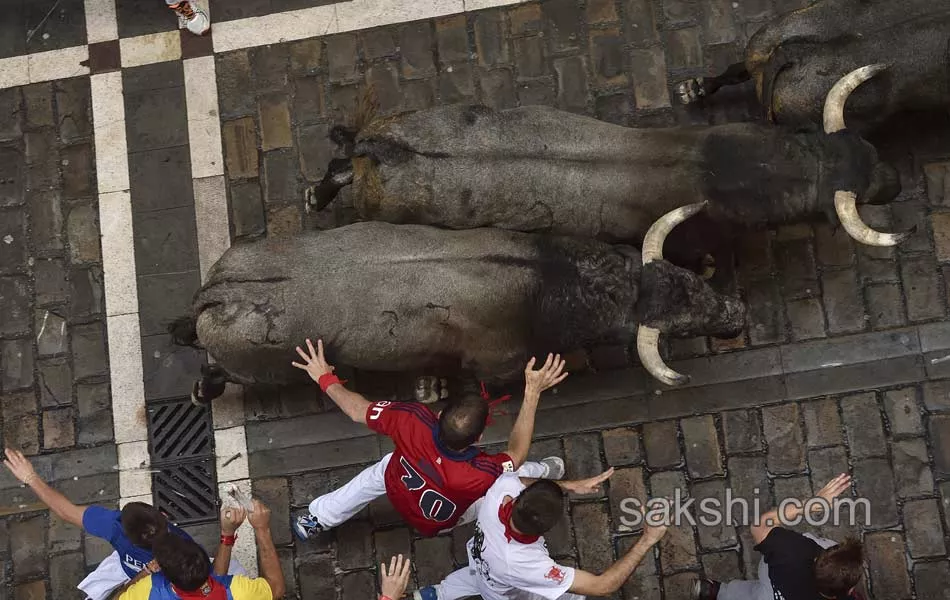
{"left": 834, "top": 190, "right": 912, "bottom": 246}
{"left": 636, "top": 202, "right": 707, "bottom": 386}
{"left": 822, "top": 64, "right": 908, "bottom": 247}
{"left": 641, "top": 202, "right": 708, "bottom": 263}
{"left": 822, "top": 63, "right": 887, "bottom": 134}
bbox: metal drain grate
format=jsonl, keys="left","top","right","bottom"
{"left": 148, "top": 400, "right": 214, "bottom": 461}
{"left": 152, "top": 459, "right": 218, "bottom": 525}
{"left": 147, "top": 398, "right": 217, "bottom": 523}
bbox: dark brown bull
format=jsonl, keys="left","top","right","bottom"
{"left": 675, "top": 0, "right": 950, "bottom": 127}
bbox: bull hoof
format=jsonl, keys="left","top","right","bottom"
{"left": 414, "top": 376, "right": 441, "bottom": 404}
{"left": 674, "top": 78, "right": 705, "bottom": 105}
{"left": 304, "top": 186, "right": 316, "bottom": 213}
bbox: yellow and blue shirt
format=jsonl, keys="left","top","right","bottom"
{"left": 118, "top": 572, "right": 272, "bottom": 600}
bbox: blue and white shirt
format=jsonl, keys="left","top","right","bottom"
{"left": 82, "top": 505, "right": 194, "bottom": 577}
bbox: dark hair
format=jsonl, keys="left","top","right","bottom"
{"left": 814, "top": 538, "right": 864, "bottom": 597}
{"left": 120, "top": 502, "right": 168, "bottom": 550}
{"left": 511, "top": 480, "right": 564, "bottom": 536}
{"left": 153, "top": 534, "right": 211, "bottom": 591}
{"left": 437, "top": 396, "right": 489, "bottom": 451}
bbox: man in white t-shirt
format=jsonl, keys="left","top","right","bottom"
{"left": 414, "top": 468, "right": 668, "bottom": 600}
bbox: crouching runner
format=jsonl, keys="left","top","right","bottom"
{"left": 291, "top": 339, "right": 569, "bottom": 540}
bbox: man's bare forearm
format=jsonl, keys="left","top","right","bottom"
{"left": 255, "top": 528, "right": 286, "bottom": 599}
{"left": 325, "top": 384, "right": 371, "bottom": 424}
{"left": 505, "top": 387, "right": 541, "bottom": 467}
{"left": 572, "top": 536, "right": 654, "bottom": 596}
{"left": 213, "top": 543, "right": 233, "bottom": 576}
{"left": 25, "top": 477, "right": 85, "bottom": 526}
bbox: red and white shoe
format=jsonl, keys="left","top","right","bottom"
{"left": 170, "top": 1, "right": 210, "bottom": 36}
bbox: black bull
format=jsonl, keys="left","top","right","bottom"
{"left": 174, "top": 220, "right": 745, "bottom": 393}
{"left": 307, "top": 67, "right": 907, "bottom": 252}
{"left": 675, "top": 0, "right": 950, "bottom": 127}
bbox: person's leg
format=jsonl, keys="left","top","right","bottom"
{"left": 517, "top": 456, "right": 565, "bottom": 479}
{"left": 716, "top": 558, "right": 774, "bottom": 600}
{"left": 415, "top": 566, "right": 482, "bottom": 600}
{"left": 77, "top": 551, "right": 129, "bottom": 600}
{"left": 309, "top": 453, "right": 392, "bottom": 528}
{"left": 166, "top": 1, "right": 210, "bottom": 35}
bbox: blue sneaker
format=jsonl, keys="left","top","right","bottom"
{"left": 413, "top": 586, "right": 439, "bottom": 600}
{"left": 292, "top": 513, "right": 324, "bottom": 541}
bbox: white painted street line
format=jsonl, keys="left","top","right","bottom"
{"left": 120, "top": 30, "right": 182, "bottom": 68}
{"left": 85, "top": 0, "right": 119, "bottom": 43}
{"left": 118, "top": 441, "right": 153, "bottom": 498}
{"left": 212, "top": 4, "right": 339, "bottom": 53}
{"left": 0, "top": 55, "right": 30, "bottom": 89}
{"left": 28, "top": 45, "right": 90, "bottom": 83}
{"left": 337, "top": 0, "right": 463, "bottom": 32}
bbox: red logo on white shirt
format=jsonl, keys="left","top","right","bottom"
{"left": 544, "top": 566, "right": 565, "bottom": 584}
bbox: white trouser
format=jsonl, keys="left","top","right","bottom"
{"left": 77, "top": 551, "right": 247, "bottom": 600}
{"left": 436, "top": 566, "right": 585, "bottom": 600}
{"left": 309, "top": 453, "right": 549, "bottom": 529}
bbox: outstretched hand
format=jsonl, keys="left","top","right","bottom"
{"left": 524, "top": 353, "right": 568, "bottom": 395}
{"left": 814, "top": 473, "right": 851, "bottom": 507}
{"left": 380, "top": 554, "right": 412, "bottom": 599}
{"left": 3, "top": 448, "right": 38, "bottom": 485}
{"left": 564, "top": 467, "right": 614, "bottom": 495}
{"left": 291, "top": 339, "right": 334, "bottom": 383}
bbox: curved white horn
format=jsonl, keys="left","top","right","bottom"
{"left": 823, "top": 64, "right": 888, "bottom": 134}
{"left": 641, "top": 202, "right": 708, "bottom": 264}
{"left": 834, "top": 191, "right": 912, "bottom": 247}
{"left": 636, "top": 325, "right": 690, "bottom": 386}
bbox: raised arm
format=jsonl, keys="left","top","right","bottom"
{"left": 292, "top": 338, "right": 371, "bottom": 423}
{"left": 3, "top": 448, "right": 85, "bottom": 526}
{"left": 247, "top": 499, "right": 286, "bottom": 599}
{"left": 520, "top": 467, "right": 615, "bottom": 494}
{"left": 505, "top": 354, "right": 568, "bottom": 468}
{"left": 214, "top": 505, "right": 246, "bottom": 576}
{"left": 750, "top": 473, "right": 851, "bottom": 544}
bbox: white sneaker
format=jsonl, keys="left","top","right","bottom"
{"left": 538, "top": 456, "right": 565, "bottom": 480}
{"left": 172, "top": 1, "right": 211, "bottom": 36}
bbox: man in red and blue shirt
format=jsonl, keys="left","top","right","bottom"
{"left": 291, "top": 339, "right": 568, "bottom": 540}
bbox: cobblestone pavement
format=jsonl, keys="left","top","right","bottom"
{"left": 2, "top": 0, "right": 950, "bottom": 599}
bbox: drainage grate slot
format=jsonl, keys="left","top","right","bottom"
{"left": 152, "top": 459, "right": 218, "bottom": 525}
{"left": 148, "top": 399, "right": 214, "bottom": 462}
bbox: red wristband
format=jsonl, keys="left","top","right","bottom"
{"left": 220, "top": 534, "right": 237, "bottom": 546}
{"left": 379, "top": 596, "right": 394, "bottom": 600}
{"left": 318, "top": 373, "right": 343, "bottom": 393}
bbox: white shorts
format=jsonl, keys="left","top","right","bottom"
{"left": 77, "top": 551, "right": 248, "bottom": 600}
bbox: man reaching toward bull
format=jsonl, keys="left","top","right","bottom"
{"left": 291, "top": 338, "right": 568, "bottom": 540}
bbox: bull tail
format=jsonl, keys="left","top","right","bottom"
{"left": 168, "top": 316, "right": 200, "bottom": 348}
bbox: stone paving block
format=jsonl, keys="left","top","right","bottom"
{"left": 398, "top": 23, "right": 436, "bottom": 80}
{"left": 840, "top": 392, "right": 886, "bottom": 459}
{"left": 70, "top": 321, "right": 108, "bottom": 380}
{"left": 251, "top": 437, "right": 380, "bottom": 479}
{"left": 800, "top": 398, "right": 841, "bottom": 448}
{"left": 602, "top": 427, "right": 642, "bottom": 466}
{"left": 762, "top": 404, "right": 805, "bottom": 474}
{"left": 664, "top": 571, "right": 698, "bottom": 600}
{"left": 737, "top": 527, "right": 760, "bottom": 579}
{"left": 42, "top": 408, "right": 75, "bottom": 449}
{"left": 474, "top": 12, "right": 509, "bottom": 68}
{"left": 289, "top": 38, "right": 323, "bottom": 77}
{"left": 513, "top": 35, "right": 546, "bottom": 79}
{"left": 217, "top": 52, "right": 255, "bottom": 118}
{"left": 617, "top": 536, "right": 661, "bottom": 599}
{"left": 643, "top": 421, "right": 681, "bottom": 468}
{"left": 915, "top": 561, "right": 950, "bottom": 600}
{"left": 903, "top": 498, "right": 946, "bottom": 558}
{"left": 608, "top": 467, "right": 646, "bottom": 526}
{"left": 890, "top": 438, "right": 934, "bottom": 498}
{"left": 263, "top": 149, "right": 299, "bottom": 204}
{"left": 28, "top": 190, "right": 64, "bottom": 255}
{"left": 252, "top": 478, "right": 291, "bottom": 546}
{"left": 867, "top": 282, "right": 907, "bottom": 329}
{"left": 588, "top": 27, "right": 626, "bottom": 89}
{"left": 701, "top": 550, "right": 742, "bottom": 582}
{"left": 133, "top": 204, "right": 200, "bottom": 274}
{"left": 435, "top": 15, "right": 470, "bottom": 65}
{"left": 564, "top": 433, "right": 606, "bottom": 500}
{"left": 326, "top": 33, "right": 360, "bottom": 83}
{"left": 259, "top": 93, "right": 293, "bottom": 151}
{"left": 12, "top": 581, "right": 44, "bottom": 600}
{"left": 34, "top": 260, "right": 69, "bottom": 308}
{"left": 83, "top": 532, "right": 113, "bottom": 567}
{"left": 680, "top": 415, "right": 723, "bottom": 478}
{"left": 814, "top": 223, "right": 854, "bottom": 267}
{"left": 55, "top": 78, "right": 92, "bottom": 145}
{"left": 61, "top": 144, "right": 94, "bottom": 199}
{"left": 701, "top": 0, "right": 739, "bottom": 44}
{"left": 229, "top": 181, "right": 265, "bottom": 238}
{"left": 692, "top": 479, "right": 737, "bottom": 550}
{"left": 49, "top": 552, "right": 85, "bottom": 600}
{"left": 726, "top": 456, "right": 768, "bottom": 524}
{"left": 630, "top": 46, "right": 670, "bottom": 110}
{"left": 572, "top": 502, "right": 614, "bottom": 573}
{"left": 509, "top": 3, "right": 542, "bottom": 36}
{"left": 786, "top": 297, "right": 826, "bottom": 341}
{"left": 722, "top": 409, "right": 762, "bottom": 454}
{"left": 924, "top": 379, "right": 950, "bottom": 411}
{"left": 341, "top": 570, "right": 375, "bottom": 600}
{"left": 0, "top": 212, "right": 28, "bottom": 275}
{"left": 37, "top": 359, "right": 71, "bottom": 409}
{"left": 902, "top": 255, "right": 946, "bottom": 322}
{"left": 554, "top": 56, "right": 589, "bottom": 113}
{"left": 69, "top": 266, "right": 104, "bottom": 321}
{"left": 0, "top": 277, "right": 30, "bottom": 336}
{"left": 746, "top": 281, "right": 785, "bottom": 345}
{"left": 865, "top": 532, "right": 912, "bottom": 600}
{"left": 930, "top": 413, "right": 950, "bottom": 478}
{"left": 594, "top": 93, "right": 633, "bottom": 125}
{"left": 35, "top": 309, "right": 67, "bottom": 358}
{"left": 776, "top": 239, "right": 818, "bottom": 300}
{"left": 543, "top": 0, "right": 583, "bottom": 52}
{"left": 10, "top": 515, "right": 46, "bottom": 581}
{"left": 337, "top": 520, "right": 374, "bottom": 570}
{"left": 623, "top": 0, "right": 658, "bottom": 45}
{"left": 517, "top": 78, "right": 556, "bottom": 106}
{"left": 413, "top": 536, "right": 453, "bottom": 587}
{"left": 883, "top": 387, "right": 924, "bottom": 436}
{"left": 400, "top": 77, "right": 439, "bottom": 112}
{"left": 2, "top": 392, "right": 39, "bottom": 455}
{"left": 249, "top": 44, "right": 290, "bottom": 94}
{"left": 822, "top": 269, "right": 866, "bottom": 334}
{"left": 266, "top": 204, "right": 302, "bottom": 238}
{"left": 2, "top": 338, "right": 35, "bottom": 392}
{"left": 892, "top": 199, "right": 931, "bottom": 255}
{"left": 853, "top": 458, "right": 899, "bottom": 529}
{"left": 297, "top": 551, "right": 335, "bottom": 599}
{"left": 361, "top": 28, "right": 397, "bottom": 61}
{"left": 859, "top": 254, "right": 899, "bottom": 284}
{"left": 222, "top": 118, "right": 259, "bottom": 180}
{"left": 48, "top": 514, "right": 82, "bottom": 554}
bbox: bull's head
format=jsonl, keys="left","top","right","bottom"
{"left": 822, "top": 64, "right": 911, "bottom": 246}
{"left": 635, "top": 203, "right": 746, "bottom": 385}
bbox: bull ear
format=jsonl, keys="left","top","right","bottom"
{"left": 822, "top": 64, "right": 910, "bottom": 247}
